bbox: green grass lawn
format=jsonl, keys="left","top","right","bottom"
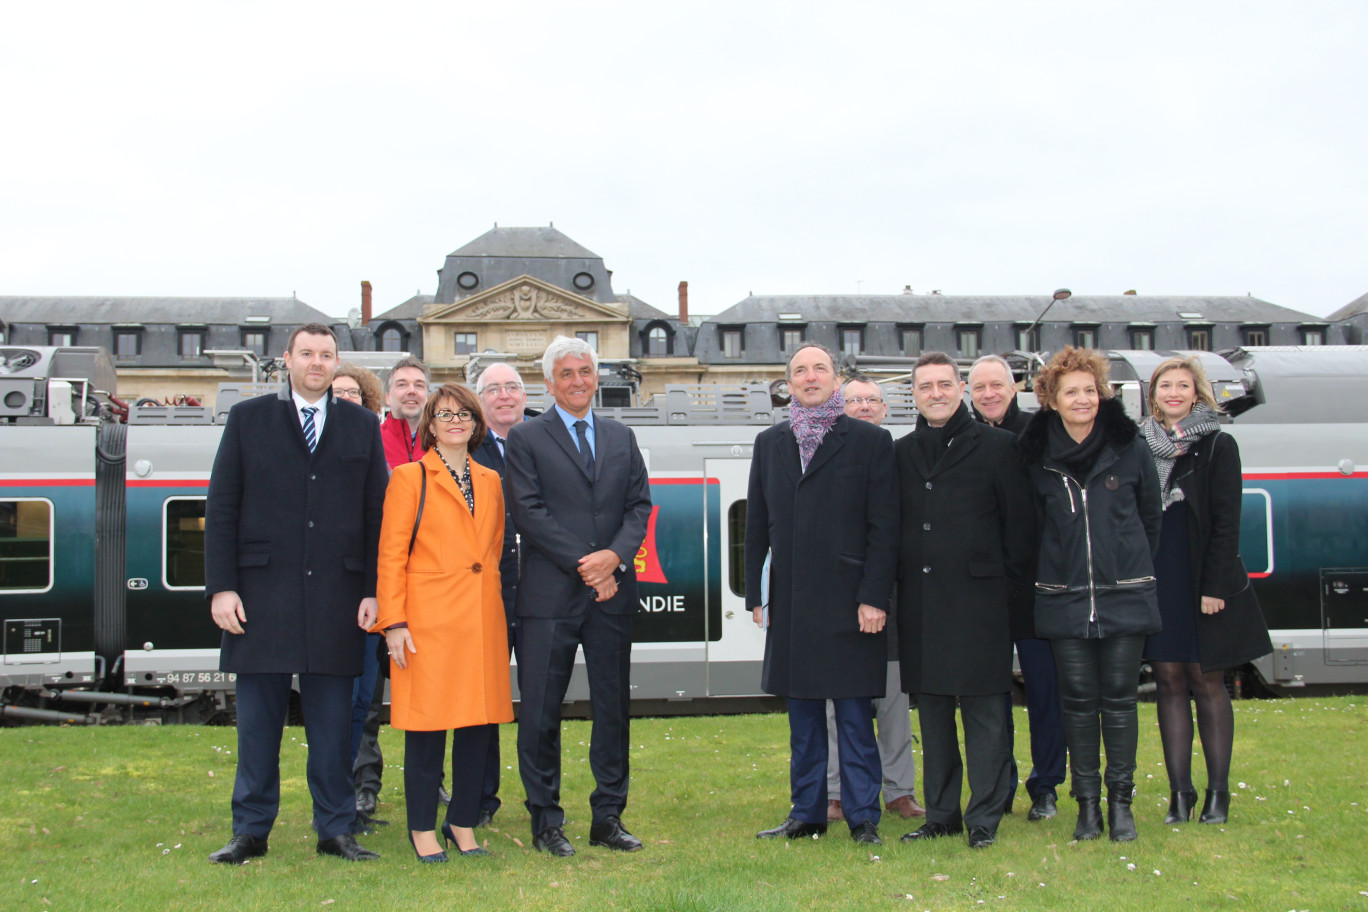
{"left": 1, "top": 698, "right": 1364, "bottom": 912}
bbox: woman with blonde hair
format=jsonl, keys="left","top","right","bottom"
{"left": 1140, "top": 356, "right": 1271, "bottom": 826}
{"left": 1017, "top": 347, "right": 1162, "bottom": 842}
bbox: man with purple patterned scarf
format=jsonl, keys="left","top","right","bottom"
{"left": 747, "top": 343, "right": 900, "bottom": 846}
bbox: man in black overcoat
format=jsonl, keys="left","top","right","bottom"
{"left": 968, "top": 354, "right": 1066, "bottom": 822}
{"left": 898, "top": 353, "right": 1035, "bottom": 849}
{"left": 505, "top": 337, "right": 652, "bottom": 857}
{"left": 746, "top": 343, "right": 899, "bottom": 846}
{"left": 204, "top": 323, "right": 389, "bottom": 865}
{"left": 469, "top": 361, "right": 538, "bottom": 828}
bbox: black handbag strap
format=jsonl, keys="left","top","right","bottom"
{"left": 408, "top": 468, "right": 427, "bottom": 555}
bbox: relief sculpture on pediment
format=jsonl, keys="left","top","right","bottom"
{"left": 449, "top": 281, "right": 599, "bottom": 322}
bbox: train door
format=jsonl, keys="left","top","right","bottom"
{"left": 1322, "top": 570, "right": 1368, "bottom": 664}
{"left": 703, "top": 458, "right": 766, "bottom": 697}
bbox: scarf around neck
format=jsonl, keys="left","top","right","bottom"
{"left": 914, "top": 402, "right": 975, "bottom": 467}
{"left": 1046, "top": 411, "right": 1106, "bottom": 481}
{"left": 790, "top": 388, "right": 846, "bottom": 472}
{"left": 1141, "top": 403, "right": 1221, "bottom": 509}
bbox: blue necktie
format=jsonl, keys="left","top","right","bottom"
{"left": 574, "top": 419, "right": 595, "bottom": 477}
{"left": 302, "top": 406, "right": 318, "bottom": 453}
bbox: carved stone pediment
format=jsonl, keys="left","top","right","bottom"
{"left": 421, "top": 275, "right": 626, "bottom": 324}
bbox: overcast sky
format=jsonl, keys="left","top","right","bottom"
{"left": 2, "top": 1, "right": 1364, "bottom": 321}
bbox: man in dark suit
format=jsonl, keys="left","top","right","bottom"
{"left": 468, "top": 361, "right": 538, "bottom": 828}
{"left": 746, "top": 343, "right": 899, "bottom": 846}
{"left": 505, "top": 337, "right": 651, "bottom": 857}
{"left": 205, "top": 323, "right": 389, "bottom": 864}
{"left": 897, "top": 352, "right": 1035, "bottom": 849}
{"left": 968, "top": 354, "right": 1065, "bottom": 823}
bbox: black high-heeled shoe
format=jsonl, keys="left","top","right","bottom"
{"left": 1164, "top": 789, "right": 1198, "bottom": 825}
{"left": 408, "top": 830, "right": 448, "bottom": 863}
{"left": 1198, "top": 789, "right": 1230, "bottom": 824}
{"left": 440, "top": 821, "right": 492, "bottom": 857}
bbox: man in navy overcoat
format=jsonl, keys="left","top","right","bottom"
{"left": 204, "top": 323, "right": 389, "bottom": 864}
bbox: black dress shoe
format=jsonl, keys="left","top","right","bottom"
{"left": 1027, "top": 792, "right": 1058, "bottom": 821}
{"left": 475, "top": 808, "right": 495, "bottom": 828}
{"left": 316, "top": 834, "right": 379, "bottom": 861}
{"left": 899, "top": 821, "right": 964, "bottom": 842}
{"left": 849, "top": 821, "right": 882, "bottom": 845}
{"left": 756, "top": 817, "right": 827, "bottom": 839}
{"left": 209, "top": 833, "right": 268, "bottom": 864}
{"left": 968, "top": 826, "right": 997, "bottom": 848}
{"left": 533, "top": 826, "right": 576, "bottom": 857}
{"left": 589, "top": 816, "right": 644, "bottom": 851}
{"left": 355, "top": 789, "right": 378, "bottom": 815}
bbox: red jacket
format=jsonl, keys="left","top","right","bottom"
{"left": 381, "top": 413, "right": 426, "bottom": 469}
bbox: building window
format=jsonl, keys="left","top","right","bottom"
{"left": 0, "top": 498, "right": 53, "bottom": 593}
{"left": 721, "top": 327, "right": 743, "bottom": 359}
{"left": 1073, "top": 326, "right": 1098, "bottom": 349}
{"left": 780, "top": 327, "right": 804, "bottom": 352}
{"left": 1187, "top": 327, "right": 1211, "bottom": 351}
{"left": 379, "top": 326, "right": 403, "bottom": 352}
{"left": 1242, "top": 326, "right": 1268, "bottom": 346}
{"left": 1301, "top": 328, "right": 1325, "bottom": 346}
{"left": 1129, "top": 328, "right": 1154, "bottom": 350}
{"left": 900, "top": 326, "right": 923, "bottom": 356}
{"left": 839, "top": 326, "right": 864, "bottom": 356}
{"left": 179, "top": 331, "right": 205, "bottom": 359}
{"left": 241, "top": 330, "right": 269, "bottom": 357}
{"left": 49, "top": 330, "right": 76, "bottom": 347}
{"left": 1015, "top": 325, "right": 1038, "bottom": 352}
{"left": 647, "top": 325, "right": 669, "bottom": 356}
{"left": 957, "top": 328, "right": 980, "bottom": 359}
{"left": 164, "top": 497, "right": 206, "bottom": 590}
{"left": 113, "top": 331, "right": 141, "bottom": 359}
{"left": 454, "top": 332, "right": 478, "bottom": 355}
{"left": 576, "top": 331, "right": 599, "bottom": 351}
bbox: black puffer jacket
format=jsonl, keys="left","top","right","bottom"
{"left": 1018, "top": 398, "right": 1163, "bottom": 639}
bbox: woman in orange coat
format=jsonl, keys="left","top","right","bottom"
{"left": 374, "top": 383, "right": 513, "bottom": 862}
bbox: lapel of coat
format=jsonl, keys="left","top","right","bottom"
{"left": 543, "top": 409, "right": 595, "bottom": 482}
{"left": 776, "top": 423, "right": 802, "bottom": 488}
{"left": 928, "top": 421, "right": 979, "bottom": 478}
{"left": 277, "top": 386, "right": 316, "bottom": 459}
{"left": 799, "top": 415, "right": 848, "bottom": 483}
{"left": 423, "top": 450, "right": 473, "bottom": 527}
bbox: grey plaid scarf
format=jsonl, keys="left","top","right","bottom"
{"left": 1141, "top": 403, "right": 1221, "bottom": 509}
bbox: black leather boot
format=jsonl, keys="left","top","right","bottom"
{"left": 1164, "top": 789, "right": 1198, "bottom": 825}
{"left": 1198, "top": 789, "right": 1230, "bottom": 824}
{"left": 1108, "top": 788, "right": 1137, "bottom": 841}
{"left": 1074, "top": 796, "right": 1103, "bottom": 840}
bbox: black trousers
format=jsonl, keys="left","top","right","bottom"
{"left": 517, "top": 609, "right": 632, "bottom": 835}
{"left": 918, "top": 692, "right": 1013, "bottom": 830}
{"left": 1051, "top": 635, "right": 1145, "bottom": 798}
{"left": 477, "top": 622, "right": 521, "bottom": 816}
{"left": 232, "top": 672, "right": 355, "bottom": 841}
{"left": 352, "top": 638, "right": 386, "bottom": 797}
{"left": 405, "top": 724, "right": 495, "bottom": 831}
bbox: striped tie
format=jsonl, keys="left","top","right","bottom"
{"left": 302, "top": 406, "right": 318, "bottom": 453}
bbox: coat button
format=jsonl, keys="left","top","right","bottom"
{"left": 307, "top": 570, "right": 313, "bottom": 576}
{"left": 925, "top": 481, "right": 932, "bottom": 490}
{"left": 922, "top": 566, "right": 931, "bottom": 574}
{"left": 307, "top": 520, "right": 315, "bottom": 528}
{"left": 471, "top": 563, "right": 483, "bottom": 573}
{"left": 923, "top": 522, "right": 931, "bottom": 531}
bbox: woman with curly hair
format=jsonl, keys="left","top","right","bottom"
{"left": 332, "top": 363, "right": 385, "bottom": 415}
{"left": 1140, "top": 356, "right": 1270, "bottom": 826}
{"left": 1017, "top": 347, "right": 1162, "bottom": 842}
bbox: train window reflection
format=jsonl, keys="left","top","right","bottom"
{"left": 0, "top": 499, "right": 53, "bottom": 593}
{"left": 727, "top": 500, "right": 746, "bottom": 598}
{"left": 164, "top": 498, "right": 206, "bottom": 589}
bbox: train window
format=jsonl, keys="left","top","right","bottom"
{"left": 727, "top": 500, "right": 746, "bottom": 597}
{"left": 0, "top": 499, "right": 53, "bottom": 593}
{"left": 164, "top": 498, "right": 207, "bottom": 590}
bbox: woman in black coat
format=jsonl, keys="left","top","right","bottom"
{"left": 1140, "top": 356, "right": 1272, "bottom": 826}
{"left": 1018, "top": 347, "right": 1162, "bottom": 843}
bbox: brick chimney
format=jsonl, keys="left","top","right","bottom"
{"left": 361, "top": 281, "right": 373, "bottom": 325}
{"left": 678, "top": 280, "right": 689, "bottom": 323}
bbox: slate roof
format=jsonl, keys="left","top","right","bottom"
{"left": 618, "top": 293, "right": 672, "bottom": 321}
{"left": 710, "top": 294, "right": 1323, "bottom": 325}
{"left": 1327, "top": 292, "right": 1368, "bottom": 321}
{"left": 448, "top": 226, "right": 600, "bottom": 259}
{"left": 0, "top": 295, "right": 339, "bottom": 325}
{"left": 373, "top": 294, "right": 434, "bottom": 322}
